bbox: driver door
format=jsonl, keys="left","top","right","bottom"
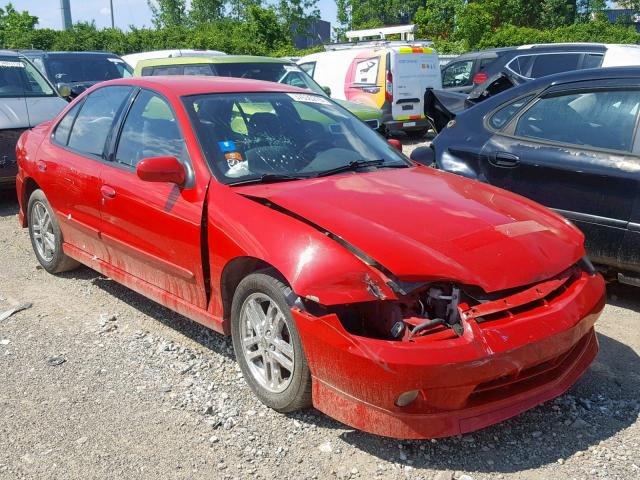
{"left": 480, "top": 82, "right": 640, "bottom": 265}
{"left": 99, "top": 88, "right": 208, "bottom": 308}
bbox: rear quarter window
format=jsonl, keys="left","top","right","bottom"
{"left": 489, "top": 95, "right": 534, "bottom": 130}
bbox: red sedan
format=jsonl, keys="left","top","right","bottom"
{"left": 16, "top": 77, "right": 605, "bottom": 439}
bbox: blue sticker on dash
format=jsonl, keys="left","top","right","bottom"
{"left": 218, "top": 140, "right": 236, "bottom": 152}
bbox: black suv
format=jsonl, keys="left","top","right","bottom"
{"left": 441, "top": 43, "right": 608, "bottom": 96}
{"left": 20, "top": 51, "right": 132, "bottom": 99}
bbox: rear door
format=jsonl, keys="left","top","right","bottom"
{"left": 99, "top": 88, "right": 208, "bottom": 308}
{"left": 390, "top": 46, "right": 441, "bottom": 122}
{"left": 480, "top": 81, "right": 640, "bottom": 267}
{"left": 39, "top": 85, "right": 133, "bottom": 260}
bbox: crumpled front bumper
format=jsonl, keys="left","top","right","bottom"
{"left": 292, "top": 270, "right": 605, "bottom": 439}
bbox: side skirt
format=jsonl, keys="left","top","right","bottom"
{"left": 63, "top": 242, "right": 228, "bottom": 335}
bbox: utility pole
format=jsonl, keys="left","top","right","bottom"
{"left": 60, "top": 0, "right": 72, "bottom": 30}
{"left": 109, "top": 0, "right": 115, "bottom": 28}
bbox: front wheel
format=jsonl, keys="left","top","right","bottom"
{"left": 27, "top": 189, "right": 79, "bottom": 274}
{"left": 231, "top": 272, "right": 312, "bottom": 412}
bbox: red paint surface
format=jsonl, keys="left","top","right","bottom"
{"left": 16, "top": 76, "right": 605, "bottom": 439}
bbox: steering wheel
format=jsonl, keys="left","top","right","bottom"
{"left": 299, "top": 139, "right": 334, "bottom": 158}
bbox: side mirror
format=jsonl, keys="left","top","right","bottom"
{"left": 321, "top": 85, "right": 331, "bottom": 97}
{"left": 136, "top": 156, "right": 186, "bottom": 185}
{"left": 56, "top": 83, "right": 71, "bottom": 98}
{"left": 387, "top": 138, "right": 402, "bottom": 153}
{"left": 410, "top": 146, "right": 435, "bottom": 166}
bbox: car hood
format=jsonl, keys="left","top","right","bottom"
{"left": 334, "top": 98, "right": 382, "bottom": 121}
{"left": 234, "top": 167, "right": 584, "bottom": 293}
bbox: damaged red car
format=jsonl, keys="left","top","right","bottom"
{"left": 16, "top": 77, "right": 605, "bottom": 439}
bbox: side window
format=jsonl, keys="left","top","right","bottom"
{"left": 67, "top": 86, "right": 131, "bottom": 157}
{"left": 530, "top": 53, "right": 581, "bottom": 78}
{"left": 53, "top": 101, "right": 83, "bottom": 146}
{"left": 140, "top": 66, "right": 153, "bottom": 76}
{"left": 582, "top": 53, "right": 604, "bottom": 70}
{"left": 489, "top": 95, "right": 534, "bottom": 130}
{"left": 280, "top": 71, "right": 309, "bottom": 89}
{"left": 441, "top": 60, "right": 474, "bottom": 88}
{"left": 183, "top": 64, "right": 214, "bottom": 76}
{"left": 115, "top": 90, "right": 185, "bottom": 167}
{"left": 354, "top": 57, "right": 379, "bottom": 85}
{"left": 299, "top": 62, "right": 315, "bottom": 77}
{"left": 515, "top": 89, "right": 640, "bottom": 152}
{"left": 507, "top": 55, "right": 535, "bottom": 77}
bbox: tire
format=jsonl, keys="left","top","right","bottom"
{"left": 27, "top": 189, "right": 79, "bottom": 274}
{"left": 231, "top": 272, "right": 312, "bottom": 413}
{"left": 406, "top": 128, "right": 429, "bottom": 139}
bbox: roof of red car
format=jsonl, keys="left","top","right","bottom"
{"left": 101, "top": 76, "right": 309, "bottom": 97}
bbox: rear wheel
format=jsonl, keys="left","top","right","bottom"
{"left": 231, "top": 272, "right": 311, "bottom": 412}
{"left": 28, "top": 189, "right": 79, "bottom": 274}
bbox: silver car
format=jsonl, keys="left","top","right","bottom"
{"left": 0, "top": 51, "right": 67, "bottom": 189}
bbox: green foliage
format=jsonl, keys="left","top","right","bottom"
{"left": 189, "top": 0, "right": 225, "bottom": 25}
{"left": 148, "top": 0, "right": 186, "bottom": 29}
{"left": 478, "top": 21, "right": 640, "bottom": 49}
{"left": 5, "top": 0, "right": 640, "bottom": 59}
{"left": 0, "top": 2, "right": 38, "bottom": 48}
{"left": 277, "top": 0, "right": 320, "bottom": 39}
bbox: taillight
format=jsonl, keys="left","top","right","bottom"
{"left": 472, "top": 72, "right": 488, "bottom": 84}
{"left": 385, "top": 70, "right": 393, "bottom": 102}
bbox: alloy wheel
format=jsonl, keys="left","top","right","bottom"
{"left": 239, "top": 292, "right": 295, "bottom": 393}
{"left": 31, "top": 200, "right": 56, "bottom": 262}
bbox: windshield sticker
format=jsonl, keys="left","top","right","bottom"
{"left": 287, "top": 93, "right": 331, "bottom": 105}
{"left": 107, "top": 58, "right": 124, "bottom": 63}
{"left": 218, "top": 140, "right": 237, "bottom": 152}
{"left": 225, "top": 151, "right": 244, "bottom": 167}
{"left": 283, "top": 65, "right": 302, "bottom": 72}
{"left": 0, "top": 61, "right": 24, "bottom": 68}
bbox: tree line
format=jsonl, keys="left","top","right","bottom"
{"left": 1, "top": 0, "right": 640, "bottom": 57}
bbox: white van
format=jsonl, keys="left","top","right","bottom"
{"left": 298, "top": 28, "right": 441, "bottom": 137}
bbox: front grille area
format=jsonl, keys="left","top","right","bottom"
{"left": 472, "top": 267, "right": 581, "bottom": 327}
{"left": 467, "top": 331, "right": 591, "bottom": 407}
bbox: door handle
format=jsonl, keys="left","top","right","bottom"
{"left": 101, "top": 185, "right": 116, "bottom": 199}
{"left": 490, "top": 152, "right": 520, "bottom": 168}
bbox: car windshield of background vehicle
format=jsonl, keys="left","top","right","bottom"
{"left": 45, "top": 55, "right": 132, "bottom": 83}
{"left": 514, "top": 89, "right": 640, "bottom": 152}
{"left": 442, "top": 60, "right": 473, "bottom": 88}
{"left": 212, "top": 63, "right": 327, "bottom": 96}
{"left": 0, "top": 56, "right": 55, "bottom": 98}
{"left": 183, "top": 92, "right": 409, "bottom": 184}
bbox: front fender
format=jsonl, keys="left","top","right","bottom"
{"left": 206, "top": 181, "right": 396, "bottom": 320}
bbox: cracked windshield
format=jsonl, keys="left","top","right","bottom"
{"left": 184, "top": 92, "right": 409, "bottom": 184}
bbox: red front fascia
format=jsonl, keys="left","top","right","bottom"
{"left": 293, "top": 271, "right": 605, "bottom": 439}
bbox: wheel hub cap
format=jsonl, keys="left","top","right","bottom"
{"left": 239, "top": 293, "right": 295, "bottom": 393}
{"left": 31, "top": 201, "right": 55, "bottom": 262}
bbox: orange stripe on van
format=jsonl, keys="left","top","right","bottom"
{"left": 398, "top": 47, "right": 434, "bottom": 54}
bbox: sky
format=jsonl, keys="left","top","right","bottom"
{"left": 11, "top": 0, "right": 339, "bottom": 31}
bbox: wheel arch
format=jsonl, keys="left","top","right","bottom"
{"left": 220, "top": 256, "right": 293, "bottom": 325}
{"left": 20, "top": 177, "right": 42, "bottom": 227}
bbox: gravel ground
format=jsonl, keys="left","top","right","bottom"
{"left": 0, "top": 150, "right": 638, "bottom": 480}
